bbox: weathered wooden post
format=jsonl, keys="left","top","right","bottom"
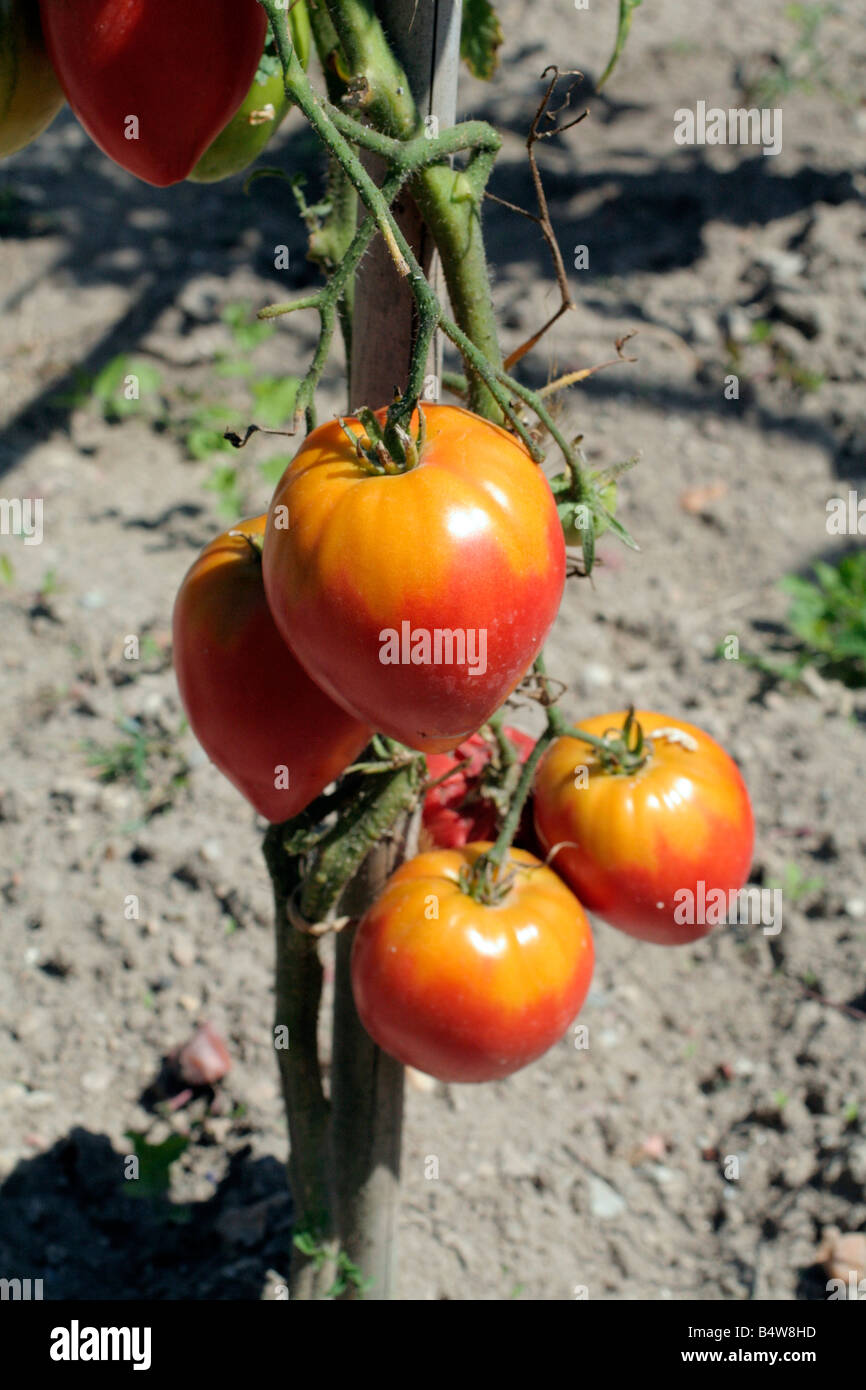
{"left": 332, "top": 0, "right": 463, "bottom": 1300}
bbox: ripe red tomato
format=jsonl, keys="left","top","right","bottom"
{"left": 350, "top": 843, "right": 594, "bottom": 1083}
{"left": 189, "top": 7, "right": 311, "bottom": 184}
{"left": 172, "top": 516, "right": 370, "bottom": 824}
{"left": 38, "top": 0, "right": 267, "bottom": 185}
{"left": 263, "top": 405, "right": 566, "bottom": 753}
{"left": 533, "top": 710, "right": 755, "bottom": 945}
{"left": 423, "top": 726, "right": 536, "bottom": 849}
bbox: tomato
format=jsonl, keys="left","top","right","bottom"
{"left": 263, "top": 405, "right": 566, "bottom": 753}
{"left": 350, "top": 843, "right": 594, "bottom": 1083}
{"left": 189, "top": 4, "right": 311, "bottom": 184}
{"left": 37, "top": 0, "right": 267, "bottom": 186}
{"left": 533, "top": 710, "right": 755, "bottom": 945}
{"left": 172, "top": 516, "right": 370, "bottom": 824}
{"left": 423, "top": 725, "right": 536, "bottom": 849}
{"left": 0, "top": 0, "right": 64, "bottom": 158}
{"left": 188, "top": 62, "right": 289, "bottom": 186}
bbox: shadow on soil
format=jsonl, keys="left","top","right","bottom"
{"left": 1, "top": 112, "right": 862, "bottom": 480}
{"left": 0, "top": 1127, "right": 292, "bottom": 1300}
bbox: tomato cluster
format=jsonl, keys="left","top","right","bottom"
{"left": 3, "top": 1, "right": 309, "bottom": 183}
{"left": 172, "top": 400, "right": 754, "bottom": 1086}
{"left": 174, "top": 404, "right": 564, "bottom": 822}
{"left": 422, "top": 726, "right": 536, "bottom": 849}
{"left": 7, "top": 0, "right": 757, "bottom": 1093}
{"left": 351, "top": 709, "right": 753, "bottom": 1082}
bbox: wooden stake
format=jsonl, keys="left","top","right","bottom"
{"left": 335, "top": 0, "right": 462, "bottom": 1300}
{"left": 349, "top": 0, "right": 462, "bottom": 411}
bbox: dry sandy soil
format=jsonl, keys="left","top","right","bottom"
{"left": 1, "top": 0, "right": 864, "bottom": 1300}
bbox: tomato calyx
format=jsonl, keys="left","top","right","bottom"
{"left": 458, "top": 854, "right": 519, "bottom": 908}
{"left": 549, "top": 446, "right": 639, "bottom": 560}
{"left": 572, "top": 706, "right": 681, "bottom": 772}
{"left": 462, "top": 723, "right": 558, "bottom": 899}
{"left": 338, "top": 402, "right": 427, "bottom": 475}
{"left": 228, "top": 527, "right": 264, "bottom": 561}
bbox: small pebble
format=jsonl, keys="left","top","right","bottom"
{"left": 588, "top": 1176, "right": 627, "bottom": 1219}
{"left": 170, "top": 932, "right": 195, "bottom": 968}
{"left": 23, "top": 1090, "right": 54, "bottom": 1109}
{"left": 81, "top": 1069, "right": 112, "bottom": 1093}
{"left": 79, "top": 591, "right": 107, "bottom": 609}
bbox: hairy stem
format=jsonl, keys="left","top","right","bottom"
{"left": 413, "top": 159, "right": 504, "bottom": 420}
{"left": 323, "top": 0, "right": 418, "bottom": 137}
{"left": 311, "top": 0, "right": 505, "bottom": 420}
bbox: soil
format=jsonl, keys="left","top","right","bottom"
{"left": 1, "top": 0, "right": 864, "bottom": 1301}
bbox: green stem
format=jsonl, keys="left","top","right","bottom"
{"left": 482, "top": 728, "right": 555, "bottom": 872}
{"left": 265, "top": 5, "right": 412, "bottom": 275}
{"left": 307, "top": 154, "right": 359, "bottom": 369}
{"left": 310, "top": 0, "right": 505, "bottom": 421}
{"left": 487, "top": 713, "right": 518, "bottom": 770}
{"left": 261, "top": 1, "right": 593, "bottom": 538}
{"left": 323, "top": 0, "right": 418, "bottom": 137}
{"left": 299, "top": 762, "right": 422, "bottom": 923}
{"left": 306, "top": 0, "right": 349, "bottom": 104}
{"left": 412, "top": 157, "right": 504, "bottom": 422}
{"left": 439, "top": 315, "right": 542, "bottom": 459}
{"left": 261, "top": 166, "right": 412, "bottom": 420}
{"left": 534, "top": 653, "right": 569, "bottom": 738}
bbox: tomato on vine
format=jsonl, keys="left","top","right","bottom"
{"left": 173, "top": 516, "right": 370, "bottom": 825}
{"left": 350, "top": 843, "right": 594, "bottom": 1083}
{"left": 0, "top": 0, "right": 64, "bottom": 158}
{"left": 189, "top": 5, "right": 311, "bottom": 184}
{"left": 423, "top": 725, "right": 538, "bottom": 849}
{"left": 533, "top": 709, "right": 755, "bottom": 945}
{"left": 38, "top": 0, "right": 267, "bottom": 185}
{"left": 262, "top": 404, "right": 566, "bottom": 753}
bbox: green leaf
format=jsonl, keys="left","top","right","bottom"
{"left": 204, "top": 464, "right": 244, "bottom": 519}
{"left": 181, "top": 404, "right": 243, "bottom": 460}
{"left": 251, "top": 376, "right": 300, "bottom": 428}
{"left": 221, "top": 301, "right": 275, "bottom": 353}
{"left": 737, "top": 553, "right": 866, "bottom": 688}
{"left": 215, "top": 358, "right": 256, "bottom": 379}
{"left": 0, "top": 554, "right": 14, "bottom": 587}
{"left": 256, "top": 53, "right": 282, "bottom": 82}
{"left": 88, "top": 355, "right": 164, "bottom": 422}
{"left": 123, "top": 1130, "right": 189, "bottom": 1200}
{"left": 461, "top": 0, "right": 503, "bottom": 81}
{"left": 293, "top": 1231, "right": 319, "bottom": 1257}
{"left": 185, "top": 428, "right": 236, "bottom": 461}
